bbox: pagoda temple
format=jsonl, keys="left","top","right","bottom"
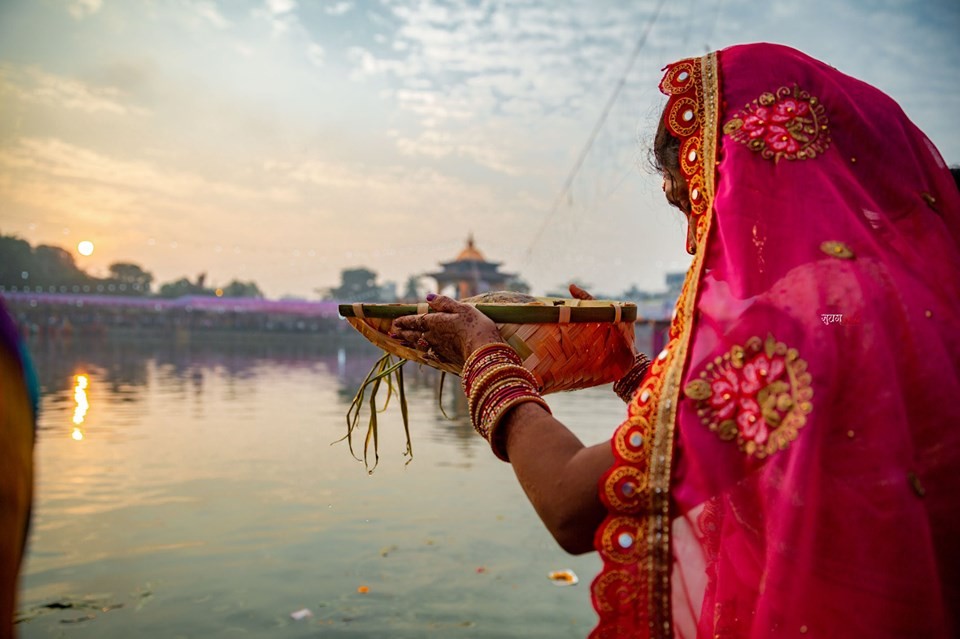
{"left": 428, "top": 235, "right": 514, "bottom": 300}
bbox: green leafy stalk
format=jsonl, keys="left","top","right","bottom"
{"left": 336, "top": 353, "right": 410, "bottom": 473}
{"left": 437, "top": 372, "right": 454, "bottom": 420}
{"left": 364, "top": 372, "right": 382, "bottom": 472}
{"left": 338, "top": 353, "right": 387, "bottom": 461}
{"left": 396, "top": 364, "right": 412, "bottom": 465}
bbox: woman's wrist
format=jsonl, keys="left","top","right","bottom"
{"left": 613, "top": 353, "right": 652, "bottom": 403}
{"left": 462, "top": 334, "right": 506, "bottom": 364}
{"left": 492, "top": 400, "right": 549, "bottom": 460}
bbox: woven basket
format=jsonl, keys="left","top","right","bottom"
{"left": 338, "top": 297, "right": 637, "bottom": 394}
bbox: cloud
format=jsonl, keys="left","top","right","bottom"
{"left": 0, "top": 136, "right": 502, "bottom": 241}
{"left": 259, "top": 156, "right": 506, "bottom": 225}
{"left": 67, "top": 0, "right": 102, "bottom": 20}
{"left": 254, "top": 0, "right": 303, "bottom": 36}
{"left": 0, "top": 65, "right": 150, "bottom": 116}
{"left": 0, "top": 138, "right": 290, "bottom": 221}
{"left": 325, "top": 2, "right": 353, "bottom": 16}
{"left": 266, "top": 0, "right": 296, "bottom": 14}
{"left": 190, "top": 1, "right": 232, "bottom": 29}
{"left": 346, "top": 46, "right": 405, "bottom": 79}
{"left": 341, "top": 1, "right": 660, "bottom": 176}
{"left": 306, "top": 42, "right": 325, "bottom": 67}
{"left": 391, "top": 130, "right": 525, "bottom": 176}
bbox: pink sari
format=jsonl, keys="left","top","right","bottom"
{"left": 592, "top": 43, "right": 960, "bottom": 638}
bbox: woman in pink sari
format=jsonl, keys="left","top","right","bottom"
{"left": 393, "top": 43, "right": 960, "bottom": 638}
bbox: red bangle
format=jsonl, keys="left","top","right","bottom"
{"left": 460, "top": 341, "right": 551, "bottom": 462}
{"left": 613, "top": 353, "right": 651, "bottom": 403}
{"left": 461, "top": 343, "right": 522, "bottom": 397}
{"left": 472, "top": 375, "right": 538, "bottom": 429}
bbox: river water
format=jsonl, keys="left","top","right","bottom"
{"left": 17, "top": 334, "right": 628, "bottom": 638}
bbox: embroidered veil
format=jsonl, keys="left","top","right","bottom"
{"left": 591, "top": 43, "right": 960, "bottom": 639}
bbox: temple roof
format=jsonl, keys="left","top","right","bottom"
{"left": 427, "top": 233, "right": 514, "bottom": 285}
{"left": 454, "top": 234, "right": 485, "bottom": 262}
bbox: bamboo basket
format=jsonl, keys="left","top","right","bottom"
{"left": 338, "top": 297, "right": 638, "bottom": 394}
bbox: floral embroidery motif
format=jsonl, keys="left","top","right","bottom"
{"left": 684, "top": 335, "right": 813, "bottom": 458}
{"left": 723, "top": 85, "right": 830, "bottom": 162}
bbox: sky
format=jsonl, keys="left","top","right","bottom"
{"left": 1, "top": 0, "right": 958, "bottom": 299}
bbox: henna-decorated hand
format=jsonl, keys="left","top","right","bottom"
{"left": 391, "top": 294, "right": 504, "bottom": 367}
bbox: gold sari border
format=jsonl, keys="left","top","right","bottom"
{"left": 647, "top": 50, "right": 720, "bottom": 636}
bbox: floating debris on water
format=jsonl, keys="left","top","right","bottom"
{"left": 290, "top": 608, "right": 313, "bottom": 621}
{"left": 547, "top": 569, "right": 579, "bottom": 586}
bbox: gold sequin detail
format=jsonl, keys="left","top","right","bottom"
{"left": 820, "top": 241, "right": 854, "bottom": 259}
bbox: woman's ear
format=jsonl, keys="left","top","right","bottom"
{"left": 664, "top": 168, "right": 691, "bottom": 214}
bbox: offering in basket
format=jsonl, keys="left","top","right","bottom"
{"left": 337, "top": 291, "right": 637, "bottom": 470}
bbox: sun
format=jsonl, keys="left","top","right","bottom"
{"left": 77, "top": 240, "right": 95, "bottom": 256}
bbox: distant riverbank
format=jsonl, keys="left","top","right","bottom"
{"left": 3, "top": 291, "right": 347, "bottom": 340}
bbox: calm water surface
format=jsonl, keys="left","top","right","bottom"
{"left": 19, "top": 334, "right": 627, "bottom": 638}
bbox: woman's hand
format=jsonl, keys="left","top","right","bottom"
{"left": 391, "top": 294, "right": 504, "bottom": 367}
{"left": 570, "top": 284, "right": 638, "bottom": 362}
{"left": 568, "top": 283, "right": 594, "bottom": 300}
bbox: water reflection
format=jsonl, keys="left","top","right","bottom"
{"left": 20, "top": 333, "right": 624, "bottom": 638}
{"left": 71, "top": 374, "right": 89, "bottom": 442}
{"left": 28, "top": 333, "right": 531, "bottom": 482}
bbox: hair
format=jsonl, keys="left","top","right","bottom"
{"left": 652, "top": 103, "right": 681, "bottom": 176}
{"left": 652, "top": 103, "right": 690, "bottom": 214}
{"left": 951, "top": 166, "right": 960, "bottom": 192}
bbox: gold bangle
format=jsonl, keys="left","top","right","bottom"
{"left": 467, "top": 363, "right": 538, "bottom": 405}
{"left": 473, "top": 375, "right": 537, "bottom": 426}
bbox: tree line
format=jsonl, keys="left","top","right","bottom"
{"left": 0, "top": 234, "right": 263, "bottom": 298}
{"left": 2, "top": 233, "right": 661, "bottom": 303}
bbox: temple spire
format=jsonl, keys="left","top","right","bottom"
{"left": 427, "top": 234, "right": 514, "bottom": 299}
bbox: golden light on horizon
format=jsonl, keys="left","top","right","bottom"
{"left": 77, "top": 240, "right": 95, "bottom": 256}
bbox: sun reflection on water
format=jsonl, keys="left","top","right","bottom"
{"left": 72, "top": 374, "right": 89, "bottom": 439}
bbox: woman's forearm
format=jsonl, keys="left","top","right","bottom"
{"left": 501, "top": 402, "right": 613, "bottom": 555}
